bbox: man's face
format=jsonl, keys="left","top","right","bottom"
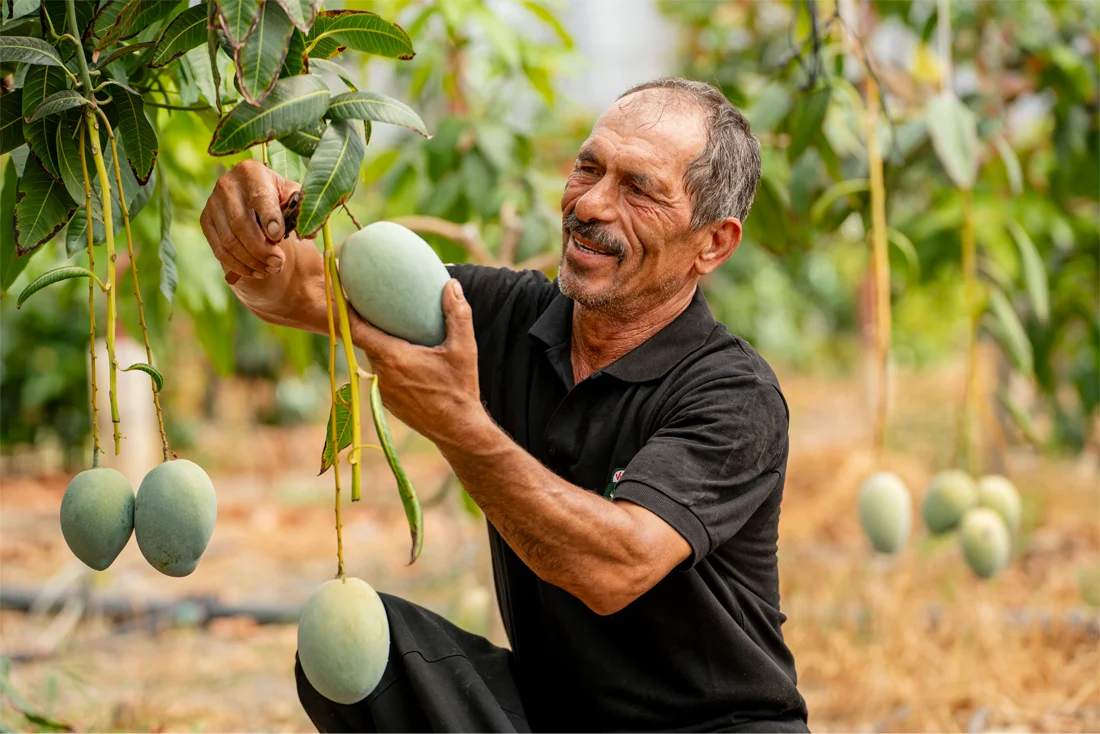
{"left": 559, "top": 92, "right": 711, "bottom": 316}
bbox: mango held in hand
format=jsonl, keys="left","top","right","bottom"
{"left": 858, "top": 472, "right": 911, "bottom": 554}
{"left": 921, "top": 469, "right": 977, "bottom": 534}
{"left": 959, "top": 507, "right": 1011, "bottom": 579}
{"left": 976, "top": 474, "right": 1021, "bottom": 532}
{"left": 60, "top": 467, "right": 134, "bottom": 571}
{"left": 134, "top": 459, "right": 217, "bottom": 577}
{"left": 338, "top": 221, "right": 450, "bottom": 347}
{"left": 298, "top": 577, "right": 391, "bottom": 705}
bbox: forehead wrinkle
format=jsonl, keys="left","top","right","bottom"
{"left": 578, "top": 135, "right": 675, "bottom": 199}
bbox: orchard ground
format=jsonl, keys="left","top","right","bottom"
{"left": 1, "top": 359, "right": 1097, "bottom": 733}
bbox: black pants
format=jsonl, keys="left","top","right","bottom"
{"left": 295, "top": 593, "right": 530, "bottom": 733}
{"left": 295, "top": 594, "right": 809, "bottom": 733}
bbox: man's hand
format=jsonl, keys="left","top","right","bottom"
{"left": 201, "top": 160, "right": 329, "bottom": 333}
{"left": 352, "top": 279, "right": 485, "bottom": 447}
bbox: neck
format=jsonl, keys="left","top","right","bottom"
{"left": 570, "top": 282, "right": 696, "bottom": 384}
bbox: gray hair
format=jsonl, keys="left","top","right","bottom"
{"left": 617, "top": 77, "right": 761, "bottom": 229}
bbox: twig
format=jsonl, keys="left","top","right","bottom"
{"left": 386, "top": 215, "right": 496, "bottom": 265}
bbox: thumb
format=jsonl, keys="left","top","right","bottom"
{"left": 442, "top": 279, "right": 475, "bottom": 352}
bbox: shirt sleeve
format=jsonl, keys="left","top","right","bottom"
{"left": 611, "top": 373, "right": 789, "bottom": 568}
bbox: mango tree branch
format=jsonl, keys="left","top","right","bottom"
{"left": 385, "top": 215, "right": 496, "bottom": 266}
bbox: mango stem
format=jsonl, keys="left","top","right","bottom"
{"left": 322, "top": 243, "right": 345, "bottom": 579}
{"left": 88, "top": 111, "right": 121, "bottom": 455}
{"left": 865, "top": 74, "right": 891, "bottom": 464}
{"left": 78, "top": 121, "right": 101, "bottom": 468}
{"left": 107, "top": 135, "right": 171, "bottom": 462}
{"left": 324, "top": 223, "right": 363, "bottom": 502}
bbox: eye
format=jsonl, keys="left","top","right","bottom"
{"left": 579, "top": 164, "right": 598, "bottom": 174}
{"left": 629, "top": 183, "right": 645, "bottom": 196}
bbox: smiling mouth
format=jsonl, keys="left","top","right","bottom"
{"left": 570, "top": 233, "right": 616, "bottom": 257}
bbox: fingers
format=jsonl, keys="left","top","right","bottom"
{"left": 348, "top": 307, "right": 408, "bottom": 361}
{"left": 205, "top": 203, "right": 268, "bottom": 279}
{"left": 441, "top": 279, "right": 476, "bottom": 354}
{"left": 240, "top": 161, "right": 289, "bottom": 241}
{"left": 224, "top": 189, "right": 285, "bottom": 273}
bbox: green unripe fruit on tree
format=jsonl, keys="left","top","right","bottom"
{"left": 298, "top": 577, "right": 391, "bottom": 705}
{"left": 134, "top": 459, "right": 217, "bottom": 577}
{"left": 921, "top": 469, "right": 978, "bottom": 534}
{"left": 60, "top": 467, "right": 134, "bottom": 571}
{"left": 338, "top": 222, "right": 450, "bottom": 347}
{"left": 858, "top": 472, "right": 911, "bottom": 554}
{"left": 959, "top": 507, "right": 1011, "bottom": 579}
{"left": 976, "top": 474, "right": 1021, "bottom": 532}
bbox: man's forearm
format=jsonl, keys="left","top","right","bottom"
{"left": 436, "top": 411, "right": 668, "bottom": 614}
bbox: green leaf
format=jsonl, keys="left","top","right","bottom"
{"left": 0, "top": 158, "right": 29, "bottom": 293}
{"left": 55, "top": 114, "right": 87, "bottom": 204}
{"left": 7, "top": 0, "right": 39, "bottom": 22}
{"left": 788, "top": 87, "right": 830, "bottom": 162}
{"left": 16, "top": 265, "right": 95, "bottom": 307}
{"left": 149, "top": 3, "right": 207, "bottom": 68}
{"left": 208, "top": 73, "right": 329, "bottom": 155}
{"left": 309, "top": 57, "right": 356, "bottom": 90}
{"left": 273, "top": 0, "right": 319, "bottom": 34}
{"left": 94, "top": 0, "right": 142, "bottom": 51}
{"left": 986, "top": 287, "right": 1033, "bottom": 375}
{"left": 157, "top": 160, "right": 177, "bottom": 303}
{"left": 305, "top": 10, "right": 413, "bottom": 60}
{"left": 216, "top": 0, "right": 260, "bottom": 47}
{"left": 0, "top": 36, "right": 63, "bottom": 67}
{"left": 114, "top": 86, "right": 157, "bottom": 184}
{"left": 265, "top": 139, "right": 306, "bottom": 180}
{"left": 296, "top": 118, "right": 364, "bottom": 238}
{"left": 280, "top": 28, "right": 307, "bottom": 75}
{"left": 206, "top": 0, "right": 222, "bottom": 114}
{"left": 92, "top": 0, "right": 123, "bottom": 39}
{"left": 183, "top": 44, "right": 220, "bottom": 108}
{"left": 93, "top": 40, "right": 153, "bottom": 69}
{"left": 0, "top": 89, "right": 23, "bottom": 154}
{"left": 326, "top": 91, "right": 428, "bottom": 137}
{"left": 1005, "top": 218, "right": 1050, "bottom": 324}
{"left": 319, "top": 382, "right": 352, "bottom": 474}
{"left": 997, "top": 389, "right": 1041, "bottom": 445}
{"left": 235, "top": 0, "right": 295, "bottom": 106}
{"left": 21, "top": 64, "right": 68, "bottom": 178}
{"left": 122, "top": 362, "right": 163, "bottom": 391}
{"left": 277, "top": 119, "right": 324, "bottom": 157}
{"left": 65, "top": 207, "right": 88, "bottom": 256}
{"left": 14, "top": 152, "right": 76, "bottom": 254}
{"left": 743, "top": 82, "right": 791, "bottom": 134}
{"left": 809, "top": 178, "right": 867, "bottom": 222}
{"left": 993, "top": 136, "right": 1023, "bottom": 196}
{"left": 926, "top": 92, "right": 979, "bottom": 190}
{"left": 303, "top": 11, "right": 345, "bottom": 59}
{"left": 369, "top": 376, "right": 422, "bottom": 564}
{"left": 521, "top": 0, "right": 573, "bottom": 48}
{"left": 26, "top": 89, "right": 87, "bottom": 121}
{"left": 887, "top": 227, "right": 920, "bottom": 278}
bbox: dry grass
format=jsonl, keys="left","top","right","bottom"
{"left": 0, "top": 364, "right": 1097, "bottom": 732}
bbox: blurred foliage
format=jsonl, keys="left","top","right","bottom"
{"left": 662, "top": 0, "right": 1098, "bottom": 450}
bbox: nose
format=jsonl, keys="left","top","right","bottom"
{"left": 573, "top": 175, "right": 617, "bottom": 224}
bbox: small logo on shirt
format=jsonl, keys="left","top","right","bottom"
{"left": 603, "top": 468, "right": 626, "bottom": 499}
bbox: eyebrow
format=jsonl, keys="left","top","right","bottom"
{"left": 575, "top": 148, "right": 670, "bottom": 197}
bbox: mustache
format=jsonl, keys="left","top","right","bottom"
{"left": 563, "top": 212, "right": 627, "bottom": 260}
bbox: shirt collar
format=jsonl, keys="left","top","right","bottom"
{"left": 528, "top": 283, "right": 718, "bottom": 384}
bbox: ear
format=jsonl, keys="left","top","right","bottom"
{"left": 694, "top": 218, "right": 742, "bottom": 276}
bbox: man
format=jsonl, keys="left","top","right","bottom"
{"left": 201, "top": 77, "right": 809, "bottom": 733}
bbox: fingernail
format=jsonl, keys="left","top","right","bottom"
{"left": 265, "top": 265, "right": 280, "bottom": 274}
{"left": 266, "top": 256, "right": 282, "bottom": 267}
{"left": 452, "top": 280, "right": 464, "bottom": 300}
{"left": 266, "top": 221, "right": 280, "bottom": 237}
{"left": 252, "top": 271, "right": 267, "bottom": 279}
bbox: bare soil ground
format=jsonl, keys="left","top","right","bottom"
{"left": 1, "top": 363, "right": 1097, "bottom": 733}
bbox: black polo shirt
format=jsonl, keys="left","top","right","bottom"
{"left": 448, "top": 264, "right": 809, "bottom": 733}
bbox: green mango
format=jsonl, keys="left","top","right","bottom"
{"left": 60, "top": 467, "right": 134, "bottom": 571}
{"left": 976, "top": 474, "right": 1021, "bottom": 532}
{"left": 959, "top": 507, "right": 1010, "bottom": 579}
{"left": 338, "top": 222, "right": 450, "bottom": 347}
{"left": 921, "top": 469, "right": 977, "bottom": 534}
{"left": 298, "top": 577, "right": 390, "bottom": 705}
{"left": 134, "top": 459, "right": 217, "bottom": 577}
{"left": 858, "top": 471, "right": 911, "bottom": 554}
